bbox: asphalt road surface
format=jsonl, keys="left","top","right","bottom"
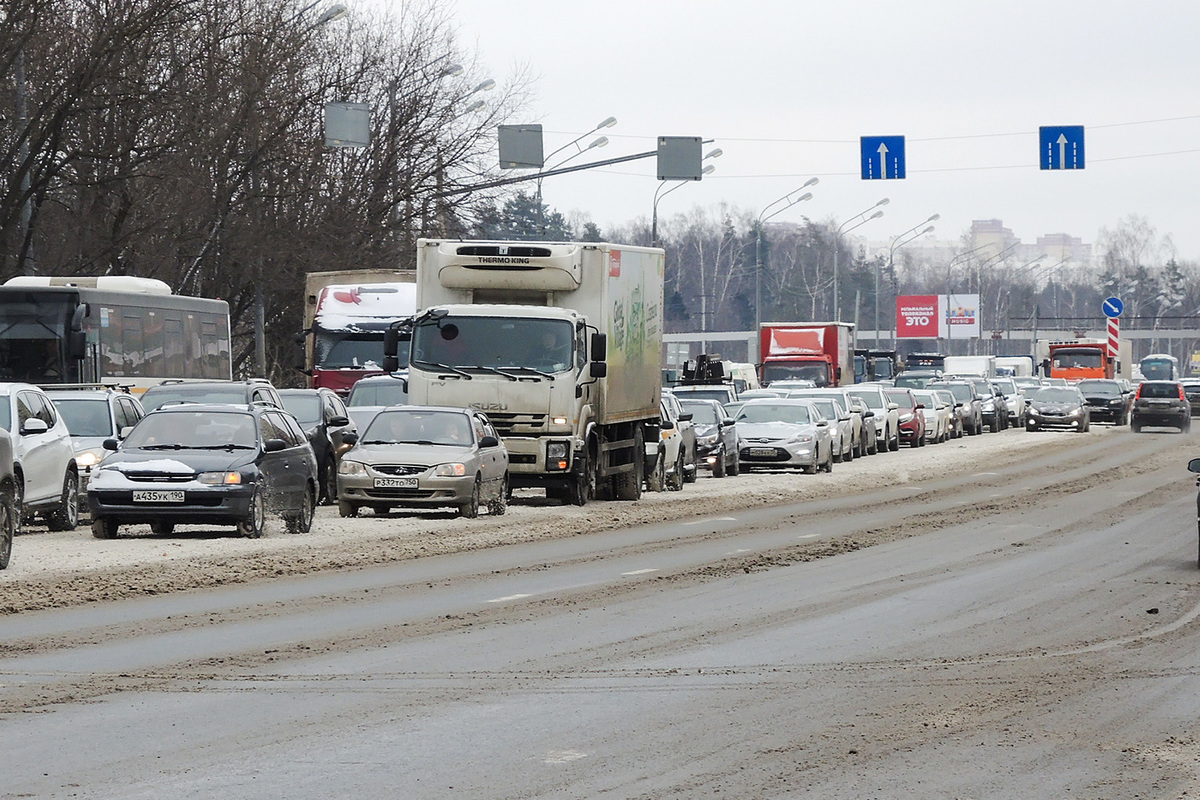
{"left": 3, "top": 426, "right": 1199, "bottom": 799}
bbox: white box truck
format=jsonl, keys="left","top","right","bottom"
{"left": 406, "top": 239, "right": 664, "bottom": 504}
{"left": 943, "top": 355, "right": 997, "bottom": 378}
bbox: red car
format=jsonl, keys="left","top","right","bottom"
{"left": 885, "top": 387, "right": 927, "bottom": 447}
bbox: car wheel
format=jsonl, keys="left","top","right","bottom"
{"left": 91, "top": 516, "right": 119, "bottom": 539}
{"left": 459, "top": 476, "right": 481, "bottom": 518}
{"left": 0, "top": 495, "right": 13, "bottom": 570}
{"left": 713, "top": 448, "right": 726, "bottom": 478}
{"left": 668, "top": 450, "right": 685, "bottom": 491}
{"left": 320, "top": 456, "right": 337, "bottom": 505}
{"left": 236, "top": 487, "right": 266, "bottom": 538}
{"left": 682, "top": 447, "right": 697, "bottom": 484}
{"left": 822, "top": 446, "right": 834, "bottom": 473}
{"left": 338, "top": 499, "right": 359, "bottom": 518}
{"left": 888, "top": 428, "right": 899, "bottom": 451}
{"left": 1131, "top": 421, "right": 1142, "bottom": 433}
{"left": 647, "top": 448, "right": 666, "bottom": 492}
{"left": 45, "top": 470, "right": 79, "bottom": 531}
{"left": 844, "top": 440, "right": 854, "bottom": 461}
{"left": 488, "top": 475, "right": 509, "bottom": 516}
{"left": 150, "top": 520, "right": 174, "bottom": 536}
{"left": 12, "top": 472, "right": 23, "bottom": 532}
{"left": 727, "top": 453, "right": 740, "bottom": 476}
{"left": 286, "top": 486, "right": 316, "bottom": 533}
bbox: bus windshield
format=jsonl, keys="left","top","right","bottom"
{"left": 0, "top": 292, "right": 72, "bottom": 382}
{"left": 1140, "top": 357, "right": 1178, "bottom": 382}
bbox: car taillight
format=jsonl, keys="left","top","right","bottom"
{"left": 1180, "top": 385, "right": 1187, "bottom": 401}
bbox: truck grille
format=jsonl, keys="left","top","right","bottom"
{"left": 487, "top": 413, "right": 547, "bottom": 435}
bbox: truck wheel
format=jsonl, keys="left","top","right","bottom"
{"left": 568, "top": 450, "right": 593, "bottom": 507}
{"left": 613, "top": 429, "right": 644, "bottom": 501}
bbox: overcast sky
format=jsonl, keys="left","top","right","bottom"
{"left": 387, "top": 1, "right": 1200, "bottom": 258}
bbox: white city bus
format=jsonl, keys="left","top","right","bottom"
{"left": 0, "top": 276, "right": 231, "bottom": 390}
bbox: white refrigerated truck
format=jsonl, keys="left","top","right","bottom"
{"left": 406, "top": 239, "right": 665, "bottom": 504}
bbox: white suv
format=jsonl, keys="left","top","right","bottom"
{"left": 0, "top": 383, "right": 81, "bottom": 530}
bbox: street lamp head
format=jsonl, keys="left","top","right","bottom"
{"left": 868, "top": 210, "right": 885, "bottom": 221}
{"left": 796, "top": 191, "right": 813, "bottom": 202}
{"left": 927, "top": 213, "right": 940, "bottom": 222}
{"left": 875, "top": 198, "right": 890, "bottom": 208}
{"left": 441, "top": 63, "right": 465, "bottom": 78}
{"left": 704, "top": 148, "right": 724, "bottom": 160}
{"left": 587, "top": 135, "right": 609, "bottom": 150}
{"left": 701, "top": 164, "right": 716, "bottom": 175}
{"left": 920, "top": 225, "right": 935, "bottom": 235}
{"left": 473, "top": 78, "right": 497, "bottom": 93}
{"left": 597, "top": 116, "right": 618, "bottom": 129}
{"left": 315, "top": 3, "right": 349, "bottom": 25}
{"left": 460, "top": 99, "right": 485, "bottom": 114}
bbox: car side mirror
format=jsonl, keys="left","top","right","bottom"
{"left": 342, "top": 432, "right": 359, "bottom": 447}
{"left": 328, "top": 415, "right": 350, "bottom": 427}
{"left": 915, "top": 403, "right": 925, "bottom": 409}
{"left": 103, "top": 438, "right": 120, "bottom": 451}
{"left": 678, "top": 412, "right": 693, "bottom": 422}
{"left": 720, "top": 417, "right": 734, "bottom": 426}
{"left": 1189, "top": 457, "right": 1200, "bottom": 474}
{"left": 887, "top": 402, "right": 899, "bottom": 411}
{"left": 264, "top": 438, "right": 289, "bottom": 452}
{"left": 862, "top": 409, "right": 874, "bottom": 418}
{"left": 21, "top": 418, "right": 48, "bottom": 436}
{"left": 480, "top": 435, "right": 500, "bottom": 448}
{"left": 816, "top": 419, "right": 828, "bottom": 427}
{"left": 661, "top": 418, "right": 676, "bottom": 430}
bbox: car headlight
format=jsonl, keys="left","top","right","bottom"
{"left": 697, "top": 433, "right": 718, "bottom": 446}
{"left": 74, "top": 449, "right": 104, "bottom": 470}
{"left": 981, "top": 401, "right": 995, "bottom": 412}
{"left": 788, "top": 434, "right": 813, "bottom": 444}
{"left": 435, "top": 463, "right": 467, "bottom": 477}
{"left": 1109, "top": 399, "right": 1124, "bottom": 407}
{"left": 1067, "top": 408, "right": 1082, "bottom": 418}
{"left": 339, "top": 459, "right": 367, "bottom": 476}
{"left": 198, "top": 471, "right": 242, "bottom": 485}
{"left": 898, "top": 413, "right": 913, "bottom": 423}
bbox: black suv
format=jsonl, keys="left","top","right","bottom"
{"left": 1076, "top": 379, "right": 1130, "bottom": 425}
{"left": 88, "top": 403, "right": 318, "bottom": 538}
{"left": 140, "top": 379, "right": 283, "bottom": 413}
{"left": 1131, "top": 381, "right": 1191, "bottom": 433}
{"left": 279, "top": 388, "right": 356, "bottom": 504}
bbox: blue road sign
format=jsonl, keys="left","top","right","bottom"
{"left": 1040, "top": 126, "right": 1085, "bottom": 170}
{"left": 861, "top": 136, "right": 906, "bottom": 180}
{"left": 1102, "top": 296, "right": 1124, "bottom": 318}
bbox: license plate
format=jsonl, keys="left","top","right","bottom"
{"left": 374, "top": 477, "right": 418, "bottom": 489}
{"left": 748, "top": 447, "right": 777, "bottom": 457}
{"left": 132, "top": 490, "right": 185, "bottom": 503}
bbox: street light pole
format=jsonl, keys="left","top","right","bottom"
{"left": 651, "top": 148, "right": 720, "bottom": 247}
{"left": 881, "top": 214, "right": 939, "bottom": 344}
{"left": 754, "top": 178, "right": 819, "bottom": 331}
{"left": 536, "top": 116, "right": 617, "bottom": 237}
{"left": 833, "top": 198, "right": 889, "bottom": 322}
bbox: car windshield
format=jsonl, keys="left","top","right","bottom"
{"left": 141, "top": 386, "right": 246, "bottom": 412}
{"left": 673, "top": 388, "right": 732, "bottom": 403}
{"left": 935, "top": 383, "right": 973, "bottom": 403}
{"left": 681, "top": 403, "right": 719, "bottom": 425}
{"left": 363, "top": 410, "right": 472, "bottom": 446}
{"left": 124, "top": 411, "right": 258, "bottom": 450}
{"left": 51, "top": 398, "right": 114, "bottom": 437}
{"left": 886, "top": 391, "right": 915, "bottom": 410}
{"left": 1032, "top": 388, "right": 1081, "bottom": 404}
{"left": 736, "top": 403, "right": 813, "bottom": 425}
{"left": 1077, "top": 380, "right": 1121, "bottom": 397}
{"left": 994, "top": 379, "right": 1017, "bottom": 393}
{"left": 913, "top": 392, "right": 937, "bottom": 407}
{"left": 806, "top": 399, "right": 841, "bottom": 419}
{"left": 846, "top": 390, "right": 883, "bottom": 409}
{"left": 281, "top": 395, "right": 322, "bottom": 426}
{"left": 348, "top": 380, "right": 408, "bottom": 407}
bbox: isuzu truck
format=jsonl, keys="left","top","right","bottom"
{"left": 759, "top": 322, "right": 856, "bottom": 387}
{"left": 406, "top": 239, "right": 664, "bottom": 504}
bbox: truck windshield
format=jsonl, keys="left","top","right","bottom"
{"left": 1052, "top": 350, "right": 1103, "bottom": 370}
{"left": 314, "top": 331, "right": 405, "bottom": 370}
{"left": 412, "top": 316, "right": 575, "bottom": 373}
{"left": 0, "top": 292, "right": 73, "bottom": 383}
{"left": 762, "top": 363, "right": 830, "bottom": 387}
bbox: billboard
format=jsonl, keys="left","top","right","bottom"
{"left": 895, "top": 294, "right": 981, "bottom": 339}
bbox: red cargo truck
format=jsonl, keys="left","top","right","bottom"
{"left": 759, "top": 322, "right": 856, "bottom": 387}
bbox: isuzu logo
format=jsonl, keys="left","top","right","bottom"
{"left": 470, "top": 402, "right": 508, "bottom": 411}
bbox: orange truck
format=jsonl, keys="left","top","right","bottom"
{"left": 758, "top": 322, "right": 856, "bottom": 387}
{"left": 1046, "top": 339, "right": 1113, "bottom": 381}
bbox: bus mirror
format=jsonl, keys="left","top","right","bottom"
{"left": 70, "top": 303, "right": 89, "bottom": 332}
{"left": 67, "top": 330, "right": 86, "bottom": 360}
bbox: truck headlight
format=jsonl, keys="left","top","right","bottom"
{"left": 547, "top": 441, "right": 569, "bottom": 460}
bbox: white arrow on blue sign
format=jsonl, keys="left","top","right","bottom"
{"left": 1102, "top": 296, "right": 1124, "bottom": 318}
{"left": 1040, "top": 126, "right": 1085, "bottom": 170}
{"left": 860, "top": 136, "right": 906, "bottom": 180}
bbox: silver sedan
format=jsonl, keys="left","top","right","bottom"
{"left": 337, "top": 406, "right": 508, "bottom": 518}
{"left": 734, "top": 399, "right": 835, "bottom": 474}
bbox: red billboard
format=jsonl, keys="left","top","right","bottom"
{"left": 896, "top": 295, "right": 940, "bottom": 338}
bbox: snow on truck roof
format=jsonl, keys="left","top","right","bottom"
{"left": 314, "top": 283, "right": 417, "bottom": 331}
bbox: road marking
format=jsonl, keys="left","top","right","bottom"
{"left": 486, "top": 593, "right": 532, "bottom": 603}
{"left": 621, "top": 568, "right": 659, "bottom": 576}
{"left": 725, "top": 548, "right": 752, "bottom": 555}
{"left": 797, "top": 534, "right": 820, "bottom": 540}
{"left": 544, "top": 750, "right": 587, "bottom": 764}
{"left": 684, "top": 516, "right": 737, "bottom": 525}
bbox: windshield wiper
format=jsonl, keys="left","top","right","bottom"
{"left": 191, "top": 444, "right": 256, "bottom": 450}
{"left": 460, "top": 364, "right": 521, "bottom": 381}
{"left": 410, "top": 358, "right": 472, "bottom": 379}
{"left": 500, "top": 365, "right": 554, "bottom": 379}
{"left": 139, "top": 443, "right": 184, "bottom": 450}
